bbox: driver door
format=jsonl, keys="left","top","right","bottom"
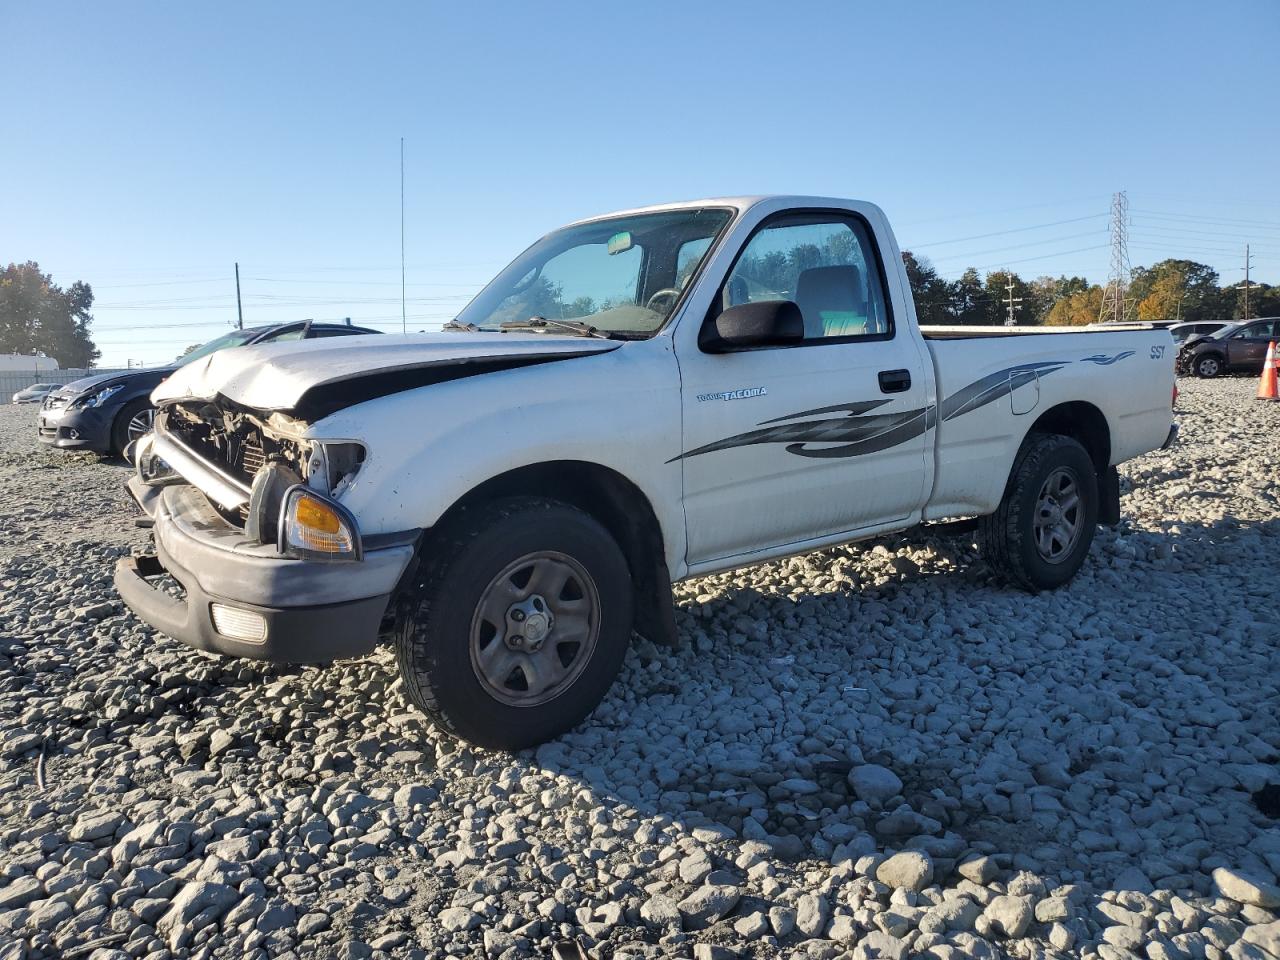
{"left": 675, "top": 211, "right": 931, "bottom": 566}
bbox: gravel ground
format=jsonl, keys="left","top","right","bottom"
{"left": 1, "top": 378, "right": 1278, "bottom": 960}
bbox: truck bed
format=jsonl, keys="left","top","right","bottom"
{"left": 921, "top": 324, "right": 1174, "bottom": 522}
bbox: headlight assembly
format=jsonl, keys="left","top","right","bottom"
{"left": 74, "top": 384, "right": 125, "bottom": 409}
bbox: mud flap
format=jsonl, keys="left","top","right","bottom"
{"left": 1098, "top": 465, "right": 1121, "bottom": 525}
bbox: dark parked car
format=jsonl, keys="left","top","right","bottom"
{"left": 1176, "top": 318, "right": 1280, "bottom": 378}
{"left": 38, "top": 321, "right": 379, "bottom": 455}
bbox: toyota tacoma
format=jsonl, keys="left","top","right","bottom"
{"left": 116, "top": 196, "right": 1177, "bottom": 749}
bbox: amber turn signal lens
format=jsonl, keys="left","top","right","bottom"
{"left": 295, "top": 495, "right": 341, "bottom": 534}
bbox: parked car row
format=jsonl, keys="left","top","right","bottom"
{"left": 35, "top": 321, "right": 378, "bottom": 456}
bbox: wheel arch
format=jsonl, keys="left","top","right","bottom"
{"left": 1021, "top": 400, "right": 1118, "bottom": 524}
{"left": 423, "top": 459, "right": 677, "bottom": 646}
{"left": 1025, "top": 400, "right": 1110, "bottom": 473}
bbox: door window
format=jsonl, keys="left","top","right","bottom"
{"left": 720, "top": 214, "right": 890, "bottom": 341}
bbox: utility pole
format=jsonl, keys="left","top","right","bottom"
{"left": 400, "top": 137, "right": 407, "bottom": 335}
{"left": 1002, "top": 275, "right": 1023, "bottom": 327}
{"left": 235, "top": 262, "right": 244, "bottom": 330}
{"left": 1244, "top": 243, "right": 1252, "bottom": 321}
{"left": 1098, "top": 191, "right": 1132, "bottom": 323}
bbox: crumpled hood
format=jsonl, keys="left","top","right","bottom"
{"left": 151, "top": 332, "right": 622, "bottom": 412}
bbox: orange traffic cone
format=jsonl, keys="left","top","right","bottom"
{"left": 1259, "top": 340, "right": 1279, "bottom": 401}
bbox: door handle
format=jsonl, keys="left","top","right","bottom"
{"left": 878, "top": 369, "right": 911, "bottom": 393}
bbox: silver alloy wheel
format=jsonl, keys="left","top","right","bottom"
{"left": 469, "top": 550, "right": 600, "bottom": 707}
{"left": 1034, "top": 466, "right": 1083, "bottom": 563}
{"left": 1197, "top": 356, "right": 1220, "bottom": 377}
{"left": 127, "top": 407, "right": 155, "bottom": 442}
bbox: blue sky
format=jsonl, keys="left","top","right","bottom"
{"left": 4, "top": 0, "right": 1278, "bottom": 366}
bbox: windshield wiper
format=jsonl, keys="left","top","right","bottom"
{"left": 498, "top": 317, "right": 611, "bottom": 339}
{"left": 441, "top": 320, "right": 478, "bottom": 332}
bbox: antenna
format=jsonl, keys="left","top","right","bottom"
{"left": 1098, "top": 191, "right": 1132, "bottom": 323}
{"left": 400, "top": 137, "right": 407, "bottom": 335}
{"left": 235, "top": 262, "right": 244, "bottom": 330}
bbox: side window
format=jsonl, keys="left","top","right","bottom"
{"left": 260, "top": 326, "right": 305, "bottom": 343}
{"left": 721, "top": 215, "right": 889, "bottom": 341}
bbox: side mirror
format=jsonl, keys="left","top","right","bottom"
{"left": 700, "top": 300, "right": 804, "bottom": 353}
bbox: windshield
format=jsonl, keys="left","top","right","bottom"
{"left": 1208, "top": 323, "right": 1241, "bottom": 340}
{"left": 177, "top": 329, "right": 258, "bottom": 366}
{"left": 455, "top": 207, "right": 734, "bottom": 337}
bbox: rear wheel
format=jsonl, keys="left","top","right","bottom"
{"left": 111, "top": 398, "right": 155, "bottom": 456}
{"left": 1194, "top": 354, "right": 1223, "bottom": 378}
{"left": 979, "top": 433, "right": 1098, "bottom": 592}
{"left": 395, "top": 496, "right": 633, "bottom": 749}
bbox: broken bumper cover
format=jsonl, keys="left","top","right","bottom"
{"left": 115, "top": 478, "right": 417, "bottom": 662}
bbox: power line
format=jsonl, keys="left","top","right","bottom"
{"left": 925, "top": 229, "right": 1106, "bottom": 262}
{"left": 909, "top": 213, "right": 1107, "bottom": 248}
{"left": 936, "top": 243, "right": 1111, "bottom": 277}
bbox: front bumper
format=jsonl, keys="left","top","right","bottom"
{"left": 37, "top": 405, "right": 112, "bottom": 451}
{"left": 115, "top": 478, "right": 417, "bottom": 662}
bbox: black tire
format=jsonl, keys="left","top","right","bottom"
{"left": 395, "top": 496, "right": 633, "bottom": 749}
{"left": 110, "top": 397, "right": 155, "bottom": 456}
{"left": 1194, "top": 353, "right": 1224, "bottom": 378}
{"left": 979, "top": 433, "right": 1098, "bottom": 592}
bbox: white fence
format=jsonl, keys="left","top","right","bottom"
{"left": 1, "top": 369, "right": 132, "bottom": 403}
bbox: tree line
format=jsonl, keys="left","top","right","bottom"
{"left": 0, "top": 263, "right": 100, "bottom": 367}
{"left": 903, "top": 252, "right": 1280, "bottom": 327}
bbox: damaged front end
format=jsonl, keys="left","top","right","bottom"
{"left": 117, "top": 396, "right": 419, "bottom": 663}
{"left": 140, "top": 398, "right": 369, "bottom": 559}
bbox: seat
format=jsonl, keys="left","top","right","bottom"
{"left": 794, "top": 265, "right": 866, "bottom": 338}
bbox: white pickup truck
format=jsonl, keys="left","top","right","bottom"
{"left": 117, "top": 196, "right": 1176, "bottom": 749}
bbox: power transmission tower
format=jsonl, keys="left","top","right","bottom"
{"left": 1002, "top": 275, "right": 1023, "bottom": 326}
{"left": 1097, "top": 191, "right": 1132, "bottom": 323}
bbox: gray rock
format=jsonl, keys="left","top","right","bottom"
{"left": 795, "top": 893, "right": 829, "bottom": 938}
{"left": 848, "top": 764, "right": 903, "bottom": 804}
{"left": 157, "top": 881, "right": 239, "bottom": 950}
{"left": 640, "top": 894, "right": 682, "bottom": 929}
{"left": 769, "top": 904, "right": 797, "bottom": 938}
{"left": 983, "top": 895, "right": 1033, "bottom": 938}
{"left": 1213, "top": 867, "right": 1280, "bottom": 908}
{"left": 875, "top": 850, "right": 934, "bottom": 892}
{"left": 677, "top": 884, "right": 741, "bottom": 929}
{"left": 69, "top": 811, "right": 126, "bottom": 843}
{"left": 438, "top": 906, "right": 480, "bottom": 932}
{"left": 0, "top": 875, "right": 42, "bottom": 910}
{"left": 956, "top": 854, "right": 1000, "bottom": 884}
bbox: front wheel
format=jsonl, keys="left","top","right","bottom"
{"left": 979, "top": 433, "right": 1098, "bottom": 592}
{"left": 1194, "top": 354, "right": 1223, "bottom": 378}
{"left": 111, "top": 398, "right": 155, "bottom": 456}
{"left": 395, "top": 497, "right": 633, "bottom": 749}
